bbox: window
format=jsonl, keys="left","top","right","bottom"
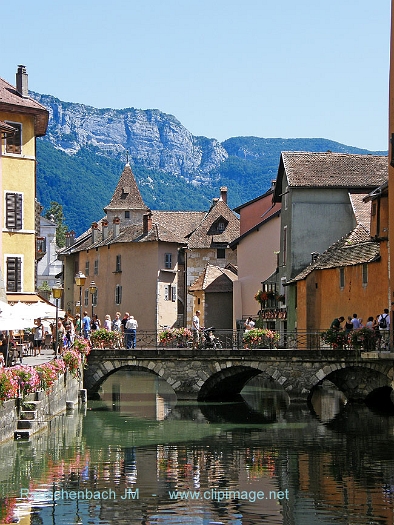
{"left": 282, "top": 226, "right": 287, "bottom": 266}
{"left": 165, "top": 253, "right": 172, "bottom": 269}
{"left": 125, "top": 211, "right": 130, "bottom": 219}
{"left": 94, "top": 259, "right": 99, "bottom": 275}
{"left": 5, "top": 122, "right": 22, "bottom": 154}
{"left": 115, "top": 285, "right": 122, "bottom": 305}
{"left": 5, "top": 192, "right": 22, "bottom": 230}
{"left": 362, "top": 264, "right": 368, "bottom": 286}
{"left": 340, "top": 268, "right": 345, "bottom": 289}
{"left": 217, "top": 221, "right": 225, "bottom": 232}
{"left": 36, "top": 237, "right": 46, "bottom": 254}
{"left": 115, "top": 255, "right": 122, "bottom": 272}
{"left": 171, "top": 286, "right": 177, "bottom": 302}
{"left": 217, "top": 248, "right": 225, "bottom": 259}
{"left": 164, "top": 285, "right": 170, "bottom": 301}
{"left": 84, "top": 289, "right": 89, "bottom": 307}
{"left": 6, "top": 257, "right": 21, "bottom": 292}
{"left": 85, "top": 261, "right": 90, "bottom": 276}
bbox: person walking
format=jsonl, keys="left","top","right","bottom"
{"left": 192, "top": 310, "right": 201, "bottom": 349}
{"left": 82, "top": 311, "right": 91, "bottom": 340}
{"left": 125, "top": 315, "right": 138, "bottom": 349}
{"left": 378, "top": 308, "right": 390, "bottom": 350}
{"left": 103, "top": 315, "right": 112, "bottom": 331}
{"left": 33, "top": 318, "right": 44, "bottom": 356}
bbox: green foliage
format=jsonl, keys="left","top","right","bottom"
{"left": 321, "top": 328, "right": 349, "bottom": 349}
{"left": 36, "top": 136, "right": 386, "bottom": 236}
{"left": 45, "top": 201, "right": 68, "bottom": 247}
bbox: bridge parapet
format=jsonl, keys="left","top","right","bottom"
{"left": 84, "top": 348, "right": 394, "bottom": 403}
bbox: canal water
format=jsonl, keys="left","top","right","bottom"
{"left": 1, "top": 370, "right": 394, "bottom": 524}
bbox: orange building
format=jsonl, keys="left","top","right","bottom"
{"left": 389, "top": 0, "right": 394, "bottom": 345}
{"left": 287, "top": 186, "right": 389, "bottom": 332}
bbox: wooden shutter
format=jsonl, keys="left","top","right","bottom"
{"left": 5, "top": 193, "right": 22, "bottom": 230}
{"left": 5, "top": 123, "right": 22, "bottom": 154}
{"left": 6, "top": 257, "right": 21, "bottom": 292}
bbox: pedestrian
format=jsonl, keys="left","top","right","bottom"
{"left": 192, "top": 310, "right": 201, "bottom": 349}
{"left": 378, "top": 308, "right": 390, "bottom": 350}
{"left": 91, "top": 314, "right": 101, "bottom": 331}
{"left": 345, "top": 316, "right": 353, "bottom": 334}
{"left": 244, "top": 317, "right": 255, "bottom": 333}
{"left": 112, "top": 312, "right": 122, "bottom": 332}
{"left": 121, "top": 312, "right": 130, "bottom": 347}
{"left": 125, "top": 315, "right": 138, "bottom": 349}
{"left": 82, "top": 311, "right": 91, "bottom": 340}
{"left": 365, "top": 316, "right": 374, "bottom": 329}
{"left": 103, "top": 314, "right": 112, "bottom": 331}
{"left": 330, "top": 316, "right": 345, "bottom": 331}
{"left": 33, "top": 317, "right": 44, "bottom": 356}
{"left": 351, "top": 313, "right": 361, "bottom": 330}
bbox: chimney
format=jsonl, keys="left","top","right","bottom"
{"left": 143, "top": 212, "right": 152, "bottom": 234}
{"left": 212, "top": 197, "right": 219, "bottom": 206}
{"left": 65, "top": 230, "right": 75, "bottom": 248}
{"left": 16, "top": 65, "right": 28, "bottom": 98}
{"left": 91, "top": 222, "right": 100, "bottom": 244}
{"left": 113, "top": 217, "right": 120, "bottom": 238}
{"left": 101, "top": 219, "right": 109, "bottom": 240}
{"left": 311, "top": 252, "right": 320, "bottom": 263}
{"left": 219, "top": 186, "right": 228, "bottom": 204}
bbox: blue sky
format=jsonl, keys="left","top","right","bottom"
{"left": 1, "top": 0, "right": 390, "bottom": 151}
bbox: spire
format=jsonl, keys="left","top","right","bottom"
{"left": 104, "top": 163, "right": 149, "bottom": 226}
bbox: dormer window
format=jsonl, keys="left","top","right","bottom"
{"left": 209, "top": 217, "right": 228, "bottom": 235}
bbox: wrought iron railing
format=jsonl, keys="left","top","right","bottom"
{"left": 93, "top": 329, "right": 389, "bottom": 352}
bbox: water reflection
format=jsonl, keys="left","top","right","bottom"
{"left": 1, "top": 370, "right": 394, "bottom": 524}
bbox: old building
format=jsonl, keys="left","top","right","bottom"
{"left": 230, "top": 187, "right": 281, "bottom": 325}
{"left": 0, "top": 66, "right": 49, "bottom": 303}
{"left": 272, "top": 151, "right": 387, "bottom": 330}
{"left": 60, "top": 165, "right": 239, "bottom": 332}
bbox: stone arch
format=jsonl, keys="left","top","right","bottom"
{"left": 85, "top": 361, "right": 163, "bottom": 396}
{"left": 310, "top": 363, "right": 394, "bottom": 401}
{"left": 198, "top": 364, "right": 283, "bottom": 401}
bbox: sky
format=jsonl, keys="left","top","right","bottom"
{"left": 1, "top": 0, "right": 391, "bottom": 151}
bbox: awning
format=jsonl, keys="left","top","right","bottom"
{"left": 6, "top": 293, "right": 47, "bottom": 304}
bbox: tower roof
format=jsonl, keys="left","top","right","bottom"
{"left": 104, "top": 163, "right": 149, "bottom": 213}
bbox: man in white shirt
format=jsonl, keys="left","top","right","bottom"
{"left": 125, "top": 315, "right": 138, "bottom": 349}
{"left": 192, "top": 310, "right": 201, "bottom": 349}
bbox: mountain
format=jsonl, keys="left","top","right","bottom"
{"left": 32, "top": 92, "right": 387, "bottom": 235}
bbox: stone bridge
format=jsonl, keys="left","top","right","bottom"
{"left": 84, "top": 348, "right": 394, "bottom": 402}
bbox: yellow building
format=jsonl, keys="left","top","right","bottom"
{"left": 0, "top": 66, "right": 48, "bottom": 301}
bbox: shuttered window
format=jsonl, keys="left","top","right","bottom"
{"left": 6, "top": 257, "right": 22, "bottom": 292}
{"left": 5, "top": 123, "right": 22, "bottom": 154}
{"left": 5, "top": 193, "right": 23, "bottom": 230}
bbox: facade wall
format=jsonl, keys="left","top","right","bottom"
{"left": 295, "top": 246, "right": 389, "bottom": 332}
{"left": 186, "top": 247, "right": 237, "bottom": 328}
{"left": 235, "top": 216, "right": 280, "bottom": 321}
{"left": 0, "top": 112, "right": 37, "bottom": 295}
{"left": 68, "top": 240, "right": 180, "bottom": 332}
{"left": 237, "top": 193, "right": 279, "bottom": 235}
{"left": 389, "top": 0, "right": 394, "bottom": 337}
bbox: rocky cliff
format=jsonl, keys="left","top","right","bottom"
{"left": 32, "top": 93, "right": 227, "bottom": 183}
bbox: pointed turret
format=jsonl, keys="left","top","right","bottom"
{"left": 104, "top": 163, "right": 149, "bottom": 226}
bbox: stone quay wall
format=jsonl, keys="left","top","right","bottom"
{"left": 0, "top": 370, "right": 83, "bottom": 444}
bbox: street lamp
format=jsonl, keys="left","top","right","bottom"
{"left": 52, "top": 282, "right": 64, "bottom": 358}
{"left": 75, "top": 271, "right": 86, "bottom": 335}
{"left": 89, "top": 281, "right": 97, "bottom": 319}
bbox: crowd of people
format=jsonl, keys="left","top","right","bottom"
{"left": 330, "top": 309, "right": 391, "bottom": 349}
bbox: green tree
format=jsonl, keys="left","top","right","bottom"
{"left": 45, "top": 201, "right": 68, "bottom": 248}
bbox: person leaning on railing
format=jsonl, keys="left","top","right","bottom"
{"left": 330, "top": 316, "right": 345, "bottom": 331}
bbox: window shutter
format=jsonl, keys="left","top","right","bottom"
{"left": 5, "top": 193, "right": 22, "bottom": 230}
{"left": 5, "top": 123, "right": 22, "bottom": 154}
{"left": 7, "top": 257, "right": 21, "bottom": 292}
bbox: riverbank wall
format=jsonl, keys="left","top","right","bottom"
{"left": 0, "top": 370, "right": 83, "bottom": 444}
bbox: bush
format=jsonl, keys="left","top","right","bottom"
{"left": 62, "top": 350, "right": 82, "bottom": 377}
{"left": 36, "top": 363, "right": 59, "bottom": 390}
{"left": 349, "top": 327, "right": 378, "bottom": 350}
{"left": 242, "top": 328, "right": 280, "bottom": 348}
{"left": 0, "top": 369, "right": 19, "bottom": 401}
{"left": 321, "top": 328, "right": 348, "bottom": 349}
{"left": 11, "top": 365, "right": 41, "bottom": 397}
{"left": 91, "top": 329, "right": 121, "bottom": 349}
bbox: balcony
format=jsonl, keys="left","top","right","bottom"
{"left": 35, "top": 237, "right": 46, "bottom": 260}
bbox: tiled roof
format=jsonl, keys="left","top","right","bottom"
{"left": 187, "top": 200, "right": 240, "bottom": 249}
{"left": 151, "top": 211, "right": 206, "bottom": 241}
{"left": 189, "top": 264, "right": 237, "bottom": 293}
{"left": 105, "top": 163, "right": 149, "bottom": 212}
{"left": 0, "top": 77, "right": 48, "bottom": 136}
{"left": 288, "top": 224, "right": 380, "bottom": 283}
{"left": 278, "top": 151, "right": 387, "bottom": 190}
{"left": 349, "top": 192, "right": 371, "bottom": 228}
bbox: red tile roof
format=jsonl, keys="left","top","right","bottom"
{"left": 0, "top": 77, "right": 48, "bottom": 136}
